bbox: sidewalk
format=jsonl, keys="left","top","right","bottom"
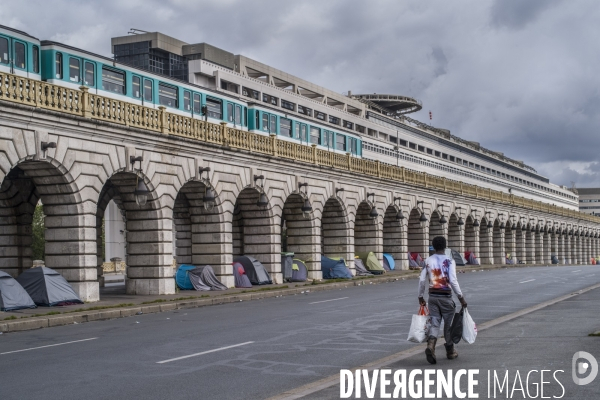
{"left": 0, "top": 263, "right": 552, "bottom": 333}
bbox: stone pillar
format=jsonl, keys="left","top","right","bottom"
{"left": 383, "top": 208, "right": 407, "bottom": 270}
{"left": 505, "top": 228, "right": 516, "bottom": 261}
{"left": 493, "top": 228, "right": 505, "bottom": 265}
{"left": 535, "top": 231, "right": 545, "bottom": 264}
{"left": 557, "top": 234, "right": 565, "bottom": 264}
{"left": 191, "top": 211, "right": 234, "bottom": 287}
{"left": 516, "top": 229, "right": 526, "bottom": 263}
{"left": 551, "top": 233, "right": 559, "bottom": 264}
{"left": 526, "top": 230, "right": 536, "bottom": 264}
{"left": 479, "top": 226, "right": 493, "bottom": 265}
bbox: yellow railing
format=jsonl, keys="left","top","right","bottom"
{"left": 0, "top": 71, "right": 597, "bottom": 224}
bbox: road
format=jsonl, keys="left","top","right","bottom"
{"left": 1, "top": 265, "right": 599, "bottom": 400}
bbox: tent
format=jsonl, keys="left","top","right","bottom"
{"left": 356, "top": 252, "right": 385, "bottom": 275}
{"left": 382, "top": 254, "right": 395, "bottom": 271}
{"left": 354, "top": 258, "right": 373, "bottom": 276}
{"left": 232, "top": 261, "right": 252, "bottom": 288}
{"left": 505, "top": 253, "right": 516, "bottom": 265}
{"left": 290, "top": 259, "right": 308, "bottom": 282}
{"left": 446, "top": 249, "right": 467, "bottom": 266}
{"left": 175, "top": 265, "right": 196, "bottom": 290}
{"left": 188, "top": 265, "right": 228, "bottom": 291}
{"left": 0, "top": 271, "right": 36, "bottom": 311}
{"left": 16, "top": 267, "right": 83, "bottom": 306}
{"left": 551, "top": 255, "right": 559, "bottom": 264}
{"left": 233, "top": 256, "right": 272, "bottom": 285}
{"left": 321, "top": 256, "right": 353, "bottom": 279}
{"left": 408, "top": 252, "right": 425, "bottom": 269}
{"left": 464, "top": 252, "right": 480, "bottom": 265}
{"left": 281, "top": 252, "right": 294, "bottom": 282}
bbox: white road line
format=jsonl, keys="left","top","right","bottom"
{"left": 519, "top": 279, "right": 536, "bottom": 284}
{"left": 156, "top": 341, "right": 254, "bottom": 364}
{"left": 0, "top": 337, "right": 98, "bottom": 355}
{"left": 309, "top": 297, "right": 349, "bottom": 305}
{"left": 572, "top": 270, "right": 582, "bottom": 273}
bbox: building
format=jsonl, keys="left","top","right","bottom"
{"left": 577, "top": 188, "right": 600, "bottom": 215}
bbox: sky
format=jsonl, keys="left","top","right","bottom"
{"left": 3, "top": 0, "right": 600, "bottom": 187}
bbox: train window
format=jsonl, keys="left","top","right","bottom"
{"left": 270, "top": 115, "right": 277, "bottom": 134}
{"left": 102, "top": 67, "right": 125, "bottom": 94}
{"left": 55, "top": 53, "right": 63, "bottom": 79}
{"left": 235, "top": 105, "right": 242, "bottom": 125}
{"left": 300, "top": 124, "right": 308, "bottom": 142}
{"left": 68, "top": 58, "right": 80, "bottom": 82}
{"left": 310, "top": 127, "right": 320, "bottom": 144}
{"left": 336, "top": 134, "right": 346, "bottom": 151}
{"left": 84, "top": 62, "right": 94, "bottom": 86}
{"left": 0, "top": 37, "right": 8, "bottom": 64}
{"left": 243, "top": 107, "right": 247, "bottom": 126}
{"left": 144, "top": 79, "right": 153, "bottom": 102}
{"left": 262, "top": 113, "right": 269, "bottom": 132}
{"left": 159, "top": 83, "right": 178, "bottom": 108}
{"left": 184, "top": 91, "right": 191, "bottom": 111}
{"left": 323, "top": 131, "right": 334, "bottom": 147}
{"left": 32, "top": 46, "right": 39, "bottom": 73}
{"left": 255, "top": 111, "right": 260, "bottom": 129}
{"left": 350, "top": 138, "right": 358, "bottom": 155}
{"left": 280, "top": 118, "right": 292, "bottom": 137}
{"left": 227, "top": 103, "right": 234, "bottom": 122}
{"left": 294, "top": 123, "right": 300, "bottom": 139}
{"left": 14, "top": 42, "right": 25, "bottom": 69}
{"left": 206, "top": 97, "right": 222, "bottom": 119}
{"left": 193, "top": 94, "right": 201, "bottom": 114}
{"left": 132, "top": 76, "right": 141, "bottom": 98}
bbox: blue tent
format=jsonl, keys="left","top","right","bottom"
{"left": 382, "top": 253, "right": 395, "bottom": 270}
{"left": 321, "top": 256, "right": 353, "bottom": 279}
{"left": 175, "top": 265, "right": 196, "bottom": 290}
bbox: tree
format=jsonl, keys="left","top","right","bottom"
{"left": 32, "top": 204, "right": 45, "bottom": 260}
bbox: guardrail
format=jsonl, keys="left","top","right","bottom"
{"left": 0, "top": 71, "right": 596, "bottom": 224}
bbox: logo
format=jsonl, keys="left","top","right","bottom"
{"left": 572, "top": 351, "right": 598, "bottom": 385}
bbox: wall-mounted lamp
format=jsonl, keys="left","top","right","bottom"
{"left": 394, "top": 197, "right": 405, "bottom": 221}
{"left": 130, "top": 156, "right": 149, "bottom": 207}
{"left": 199, "top": 167, "right": 216, "bottom": 211}
{"left": 41, "top": 141, "right": 57, "bottom": 152}
{"left": 299, "top": 182, "right": 313, "bottom": 219}
{"left": 510, "top": 216, "right": 517, "bottom": 231}
{"left": 417, "top": 201, "right": 428, "bottom": 228}
{"left": 254, "top": 174, "right": 268, "bottom": 208}
{"left": 335, "top": 188, "right": 344, "bottom": 196}
{"left": 437, "top": 204, "right": 448, "bottom": 226}
{"left": 485, "top": 212, "right": 493, "bottom": 230}
{"left": 367, "top": 192, "right": 378, "bottom": 219}
{"left": 455, "top": 206, "right": 465, "bottom": 226}
{"left": 471, "top": 209, "right": 480, "bottom": 227}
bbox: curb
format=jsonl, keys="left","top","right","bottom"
{"left": 0, "top": 263, "right": 563, "bottom": 333}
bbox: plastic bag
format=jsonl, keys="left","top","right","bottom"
{"left": 450, "top": 308, "right": 464, "bottom": 344}
{"left": 462, "top": 308, "right": 477, "bottom": 344}
{"left": 407, "top": 305, "right": 431, "bottom": 343}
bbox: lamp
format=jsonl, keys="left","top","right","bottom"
{"left": 41, "top": 141, "right": 57, "bottom": 152}
{"left": 437, "top": 204, "right": 447, "bottom": 226}
{"left": 254, "top": 174, "right": 268, "bottom": 208}
{"left": 130, "top": 156, "right": 149, "bottom": 207}
{"left": 199, "top": 167, "right": 216, "bottom": 211}
{"left": 417, "top": 201, "right": 428, "bottom": 228}
{"left": 521, "top": 218, "right": 527, "bottom": 231}
{"left": 367, "top": 192, "right": 378, "bottom": 219}
{"left": 486, "top": 212, "right": 493, "bottom": 230}
{"left": 455, "top": 206, "right": 464, "bottom": 226}
{"left": 335, "top": 188, "right": 344, "bottom": 196}
{"left": 299, "top": 182, "right": 313, "bottom": 219}
{"left": 510, "top": 216, "right": 517, "bottom": 231}
{"left": 394, "top": 197, "right": 405, "bottom": 221}
{"left": 471, "top": 209, "right": 479, "bottom": 227}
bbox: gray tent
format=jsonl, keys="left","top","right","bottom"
{"left": 16, "top": 267, "right": 83, "bottom": 306}
{"left": 233, "top": 256, "right": 272, "bottom": 285}
{"left": 281, "top": 252, "right": 294, "bottom": 282}
{"left": 354, "top": 258, "right": 373, "bottom": 276}
{"left": 290, "top": 259, "right": 308, "bottom": 282}
{"left": 0, "top": 271, "right": 36, "bottom": 311}
{"left": 188, "top": 265, "right": 228, "bottom": 291}
{"left": 232, "top": 261, "right": 252, "bottom": 288}
{"left": 446, "top": 249, "right": 467, "bottom": 266}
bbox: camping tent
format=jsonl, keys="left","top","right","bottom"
{"left": 464, "top": 252, "right": 480, "bottom": 265}
{"left": 175, "top": 265, "right": 196, "bottom": 290}
{"left": 408, "top": 252, "right": 425, "bottom": 269}
{"left": 290, "top": 259, "right": 308, "bottom": 282}
{"left": 354, "top": 258, "right": 373, "bottom": 276}
{"left": 382, "top": 254, "right": 395, "bottom": 271}
{"left": 232, "top": 261, "right": 252, "bottom": 288}
{"left": 188, "top": 266, "right": 228, "bottom": 291}
{"left": 281, "top": 252, "right": 294, "bottom": 282}
{"left": 233, "top": 256, "right": 272, "bottom": 285}
{"left": 505, "top": 253, "right": 516, "bottom": 265}
{"left": 446, "top": 249, "right": 467, "bottom": 266}
{"left": 321, "top": 256, "right": 353, "bottom": 279}
{"left": 16, "top": 267, "right": 83, "bottom": 306}
{"left": 551, "top": 255, "right": 559, "bottom": 264}
{"left": 0, "top": 271, "right": 36, "bottom": 311}
{"left": 356, "top": 252, "right": 385, "bottom": 275}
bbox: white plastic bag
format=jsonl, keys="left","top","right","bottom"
{"left": 407, "top": 306, "right": 431, "bottom": 343}
{"left": 462, "top": 308, "right": 477, "bottom": 344}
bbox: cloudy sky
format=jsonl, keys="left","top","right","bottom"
{"left": 3, "top": 0, "right": 599, "bottom": 187}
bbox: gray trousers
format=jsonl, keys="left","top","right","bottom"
{"left": 428, "top": 295, "right": 456, "bottom": 344}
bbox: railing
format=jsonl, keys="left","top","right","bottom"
{"left": 0, "top": 71, "right": 597, "bottom": 224}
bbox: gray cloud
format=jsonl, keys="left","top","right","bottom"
{"left": 1, "top": 0, "right": 598, "bottom": 187}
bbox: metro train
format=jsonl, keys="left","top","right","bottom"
{"left": 0, "top": 24, "right": 362, "bottom": 158}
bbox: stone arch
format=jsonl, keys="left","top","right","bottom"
{"left": 407, "top": 207, "right": 428, "bottom": 260}
{"left": 354, "top": 201, "right": 382, "bottom": 261}
{"left": 464, "top": 215, "right": 479, "bottom": 257}
{"left": 233, "top": 186, "right": 280, "bottom": 281}
{"left": 479, "top": 216, "right": 493, "bottom": 264}
{"left": 383, "top": 204, "right": 406, "bottom": 270}
{"left": 321, "top": 196, "right": 353, "bottom": 271}
{"left": 0, "top": 159, "right": 98, "bottom": 301}
{"left": 448, "top": 213, "right": 462, "bottom": 252}
{"left": 282, "top": 192, "right": 320, "bottom": 279}
{"left": 492, "top": 219, "right": 505, "bottom": 264}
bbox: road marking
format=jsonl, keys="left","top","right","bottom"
{"left": 519, "top": 279, "right": 536, "bottom": 284}
{"left": 0, "top": 337, "right": 98, "bottom": 355}
{"left": 309, "top": 297, "right": 348, "bottom": 305}
{"left": 266, "top": 282, "right": 600, "bottom": 400}
{"left": 572, "top": 270, "right": 581, "bottom": 273}
{"left": 156, "top": 341, "right": 254, "bottom": 364}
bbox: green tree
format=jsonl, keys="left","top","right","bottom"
{"left": 32, "top": 204, "right": 45, "bottom": 260}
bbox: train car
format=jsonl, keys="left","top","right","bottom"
{"left": 0, "top": 25, "right": 41, "bottom": 79}
{"left": 39, "top": 41, "right": 248, "bottom": 128}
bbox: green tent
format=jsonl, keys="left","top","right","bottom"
{"left": 356, "top": 252, "right": 385, "bottom": 275}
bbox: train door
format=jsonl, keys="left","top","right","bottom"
{"left": 143, "top": 78, "right": 153, "bottom": 106}
{"left": 0, "top": 35, "right": 10, "bottom": 74}
{"left": 0, "top": 36, "right": 28, "bottom": 77}
{"left": 83, "top": 61, "right": 96, "bottom": 93}
{"left": 183, "top": 90, "right": 191, "bottom": 113}
{"left": 131, "top": 75, "right": 142, "bottom": 102}
{"left": 192, "top": 93, "right": 201, "bottom": 117}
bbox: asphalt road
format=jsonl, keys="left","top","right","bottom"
{"left": 1, "top": 265, "right": 599, "bottom": 400}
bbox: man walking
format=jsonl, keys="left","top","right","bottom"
{"left": 418, "top": 236, "right": 468, "bottom": 364}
